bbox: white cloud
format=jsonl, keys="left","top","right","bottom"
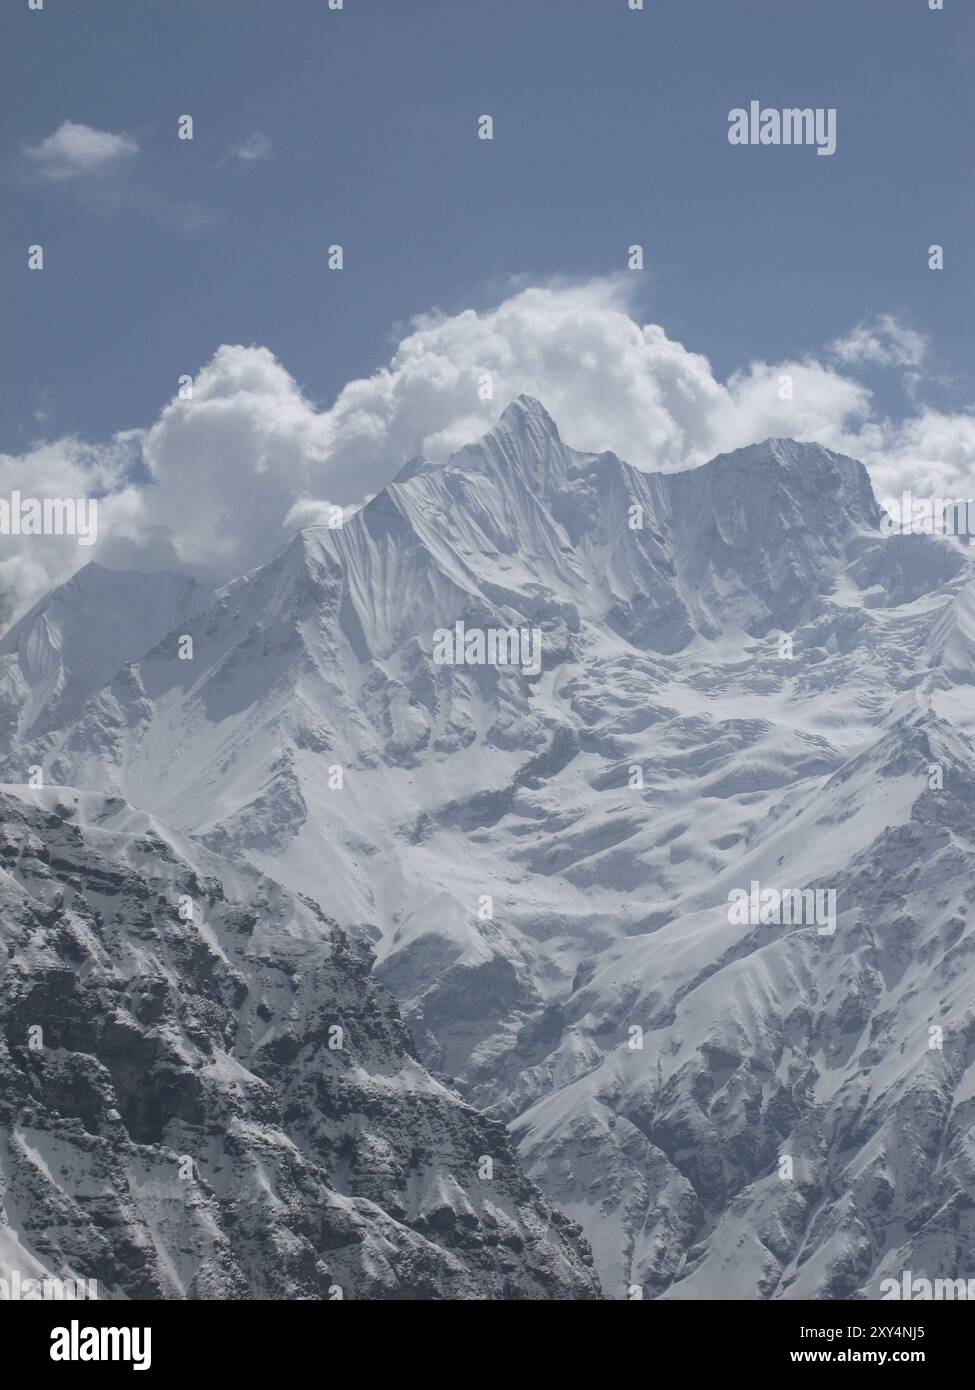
{"left": 2, "top": 278, "right": 972, "bottom": 624}
{"left": 847, "top": 409, "right": 975, "bottom": 504}
{"left": 23, "top": 121, "right": 138, "bottom": 181}
{"left": 0, "top": 433, "right": 143, "bottom": 627}
{"left": 226, "top": 132, "right": 273, "bottom": 163}
{"left": 830, "top": 313, "right": 927, "bottom": 369}
{"left": 284, "top": 277, "right": 875, "bottom": 491}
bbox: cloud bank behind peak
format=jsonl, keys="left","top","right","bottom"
{"left": 2, "top": 278, "right": 972, "bottom": 625}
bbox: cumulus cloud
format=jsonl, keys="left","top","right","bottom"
{"left": 23, "top": 120, "right": 139, "bottom": 181}
{"left": 225, "top": 132, "right": 273, "bottom": 164}
{"left": 848, "top": 409, "right": 975, "bottom": 504}
{"left": 2, "top": 277, "right": 973, "bottom": 624}
{"left": 0, "top": 433, "right": 144, "bottom": 629}
{"left": 304, "top": 278, "right": 877, "bottom": 493}
{"left": 830, "top": 314, "right": 927, "bottom": 369}
{"left": 137, "top": 346, "right": 334, "bottom": 572}
{"left": 19, "top": 119, "right": 212, "bottom": 229}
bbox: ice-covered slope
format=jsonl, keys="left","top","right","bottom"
{"left": 0, "top": 563, "right": 212, "bottom": 748}
{"left": 3, "top": 400, "right": 974, "bottom": 1299}
{"left": 511, "top": 705, "right": 975, "bottom": 1297}
{"left": 0, "top": 785, "right": 598, "bottom": 1299}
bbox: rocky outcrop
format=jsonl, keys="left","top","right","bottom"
{"left": 0, "top": 787, "right": 599, "bottom": 1300}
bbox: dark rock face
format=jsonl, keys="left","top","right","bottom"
{"left": 0, "top": 789, "right": 600, "bottom": 1300}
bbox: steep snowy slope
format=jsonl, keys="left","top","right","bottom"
{"left": 511, "top": 706, "right": 975, "bottom": 1297}
{"left": 3, "top": 400, "right": 973, "bottom": 1299}
{"left": 0, "top": 563, "right": 212, "bottom": 749}
{"left": 0, "top": 785, "right": 598, "bottom": 1299}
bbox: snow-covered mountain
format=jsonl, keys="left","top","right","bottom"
{"left": 0, "top": 784, "right": 598, "bottom": 1299}
{"left": 2, "top": 398, "right": 974, "bottom": 1299}
{"left": 0, "top": 564, "right": 212, "bottom": 747}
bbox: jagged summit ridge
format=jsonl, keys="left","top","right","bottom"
{"left": 495, "top": 392, "right": 563, "bottom": 438}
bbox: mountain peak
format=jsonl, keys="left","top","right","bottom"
{"left": 689, "top": 435, "right": 881, "bottom": 528}
{"left": 713, "top": 436, "right": 855, "bottom": 472}
{"left": 495, "top": 394, "right": 562, "bottom": 440}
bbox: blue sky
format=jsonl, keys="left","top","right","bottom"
{"left": 1, "top": 0, "right": 973, "bottom": 621}
{"left": 3, "top": 0, "right": 971, "bottom": 447}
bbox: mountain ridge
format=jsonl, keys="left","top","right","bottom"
{"left": 2, "top": 399, "right": 974, "bottom": 1298}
